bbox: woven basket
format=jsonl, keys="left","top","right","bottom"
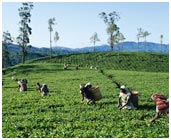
{"left": 89, "top": 86, "right": 102, "bottom": 101}
{"left": 131, "top": 91, "right": 139, "bottom": 107}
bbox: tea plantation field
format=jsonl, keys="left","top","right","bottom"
{"left": 2, "top": 52, "right": 169, "bottom": 138}
{"left": 29, "top": 52, "right": 169, "bottom": 72}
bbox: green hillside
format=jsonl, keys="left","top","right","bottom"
{"left": 2, "top": 52, "right": 169, "bottom": 138}
{"left": 28, "top": 52, "right": 169, "bottom": 72}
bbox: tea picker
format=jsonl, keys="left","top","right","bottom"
{"left": 80, "top": 82, "right": 102, "bottom": 104}
{"left": 113, "top": 81, "right": 138, "bottom": 110}
{"left": 150, "top": 93, "right": 169, "bottom": 122}
{"left": 17, "top": 79, "right": 28, "bottom": 92}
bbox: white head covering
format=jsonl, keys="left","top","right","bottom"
{"left": 120, "top": 85, "right": 126, "bottom": 89}
{"left": 120, "top": 85, "right": 131, "bottom": 95}
{"left": 85, "top": 82, "right": 92, "bottom": 87}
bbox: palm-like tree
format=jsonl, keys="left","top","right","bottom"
{"left": 142, "top": 31, "right": 151, "bottom": 52}
{"left": 143, "top": 31, "right": 151, "bottom": 42}
{"left": 48, "top": 17, "right": 56, "bottom": 59}
{"left": 54, "top": 31, "right": 60, "bottom": 45}
{"left": 114, "top": 32, "right": 126, "bottom": 59}
{"left": 90, "top": 32, "right": 100, "bottom": 52}
{"left": 137, "top": 28, "right": 143, "bottom": 52}
{"left": 160, "top": 34, "right": 163, "bottom": 52}
{"left": 99, "top": 11, "right": 120, "bottom": 51}
{"left": 117, "top": 32, "right": 126, "bottom": 52}
{"left": 106, "top": 24, "right": 120, "bottom": 51}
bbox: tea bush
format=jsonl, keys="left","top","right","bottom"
{"left": 2, "top": 52, "right": 169, "bottom": 138}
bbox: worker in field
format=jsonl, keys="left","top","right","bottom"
{"left": 117, "top": 85, "right": 137, "bottom": 110}
{"left": 17, "top": 79, "right": 28, "bottom": 92}
{"left": 36, "top": 82, "right": 49, "bottom": 96}
{"left": 36, "top": 82, "right": 42, "bottom": 92}
{"left": 41, "top": 84, "right": 49, "bottom": 96}
{"left": 64, "top": 63, "right": 69, "bottom": 70}
{"left": 80, "top": 82, "right": 95, "bottom": 104}
{"left": 150, "top": 93, "right": 169, "bottom": 122}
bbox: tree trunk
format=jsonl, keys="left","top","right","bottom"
{"left": 144, "top": 37, "right": 146, "bottom": 52}
{"left": 94, "top": 41, "right": 95, "bottom": 52}
{"left": 137, "top": 39, "right": 139, "bottom": 52}
{"left": 22, "top": 47, "right": 26, "bottom": 64}
{"left": 111, "top": 45, "right": 114, "bottom": 51}
{"left": 160, "top": 41, "right": 163, "bottom": 53}
{"left": 110, "top": 34, "right": 114, "bottom": 52}
{"left": 50, "top": 27, "right": 52, "bottom": 61}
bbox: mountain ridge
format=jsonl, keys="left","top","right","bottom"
{"left": 4, "top": 41, "right": 169, "bottom": 67}
{"left": 7, "top": 41, "right": 169, "bottom": 54}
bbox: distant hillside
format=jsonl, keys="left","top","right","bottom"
{"left": 78, "top": 42, "right": 169, "bottom": 53}
{"left": 7, "top": 41, "right": 169, "bottom": 54}
{"left": 5, "top": 41, "right": 169, "bottom": 67}
{"left": 28, "top": 52, "right": 169, "bottom": 73}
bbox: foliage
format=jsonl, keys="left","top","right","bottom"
{"left": 16, "top": 2, "right": 34, "bottom": 64}
{"left": 48, "top": 17, "right": 56, "bottom": 59}
{"left": 99, "top": 11, "right": 120, "bottom": 51}
{"left": 28, "top": 52, "right": 169, "bottom": 72}
{"left": 2, "top": 54, "right": 169, "bottom": 137}
{"left": 160, "top": 34, "right": 164, "bottom": 52}
{"left": 136, "top": 28, "right": 151, "bottom": 52}
{"left": 137, "top": 28, "right": 144, "bottom": 41}
{"left": 90, "top": 32, "right": 100, "bottom": 52}
{"left": 54, "top": 31, "right": 59, "bottom": 44}
{"left": 2, "top": 31, "right": 13, "bottom": 68}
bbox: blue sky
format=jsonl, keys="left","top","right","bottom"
{"left": 2, "top": 2, "right": 169, "bottom": 48}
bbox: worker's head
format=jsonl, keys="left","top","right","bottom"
{"left": 85, "top": 82, "right": 92, "bottom": 88}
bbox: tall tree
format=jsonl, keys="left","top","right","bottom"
{"left": 99, "top": 11, "right": 120, "bottom": 51}
{"left": 2, "top": 31, "right": 13, "bottom": 68}
{"left": 160, "top": 34, "right": 163, "bottom": 52}
{"left": 53, "top": 31, "right": 60, "bottom": 55}
{"left": 137, "top": 28, "right": 143, "bottom": 51}
{"left": 16, "top": 2, "right": 33, "bottom": 64}
{"left": 116, "top": 32, "right": 126, "bottom": 52}
{"left": 90, "top": 32, "right": 100, "bottom": 52}
{"left": 142, "top": 30, "right": 151, "bottom": 52}
{"left": 54, "top": 31, "right": 60, "bottom": 45}
{"left": 143, "top": 31, "right": 151, "bottom": 42}
{"left": 48, "top": 18, "right": 56, "bottom": 59}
